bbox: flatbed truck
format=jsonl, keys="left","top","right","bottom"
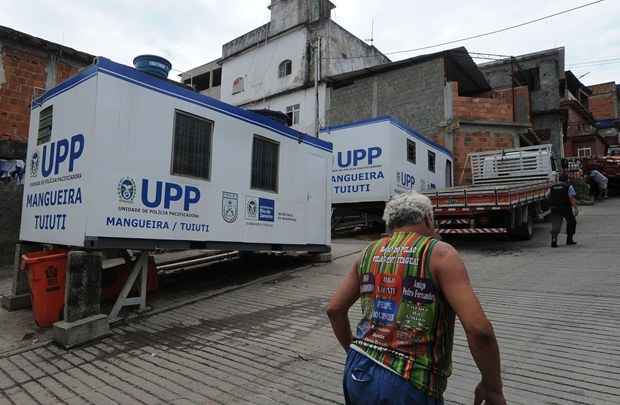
{"left": 424, "top": 145, "right": 557, "bottom": 240}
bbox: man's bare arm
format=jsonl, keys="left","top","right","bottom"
{"left": 431, "top": 242, "right": 505, "bottom": 404}
{"left": 326, "top": 260, "right": 361, "bottom": 351}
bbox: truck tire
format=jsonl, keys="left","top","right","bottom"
{"left": 512, "top": 213, "right": 534, "bottom": 240}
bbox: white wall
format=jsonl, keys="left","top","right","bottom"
{"left": 242, "top": 84, "right": 327, "bottom": 135}
{"left": 221, "top": 28, "right": 308, "bottom": 106}
{"left": 324, "top": 119, "right": 453, "bottom": 205}
{"left": 388, "top": 123, "right": 453, "bottom": 196}
{"left": 20, "top": 76, "right": 97, "bottom": 246}
{"left": 323, "top": 120, "right": 392, "bottom": 204}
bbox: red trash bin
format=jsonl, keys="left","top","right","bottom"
{"left": 22, "top": 250, "right": 68, "bottom": 327}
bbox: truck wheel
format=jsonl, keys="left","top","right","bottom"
{"left": 512, "top": 214, "right": 534, "bottom": 240}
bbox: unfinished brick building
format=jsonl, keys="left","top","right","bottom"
{"left": 325, "top": 47, "right": 532, "bottom": 185}
{"left": 588, "top": 81, "right": 620, "bottom": 148}
{"left": 0, "top": 25, "right": 93, "bottom": 147}
{"left": 0, "top": 26, "right": 93, "bottom": 264}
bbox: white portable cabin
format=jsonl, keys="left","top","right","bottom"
{"left": 322, "top": 117, "right": 453, "bottom": 203}
{"left": 321, "top": 117, "right": 453, "bottom": 228}
{"left": 20, "top": 57, "right": 332, "bottom": 252}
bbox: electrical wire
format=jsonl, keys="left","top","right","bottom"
{"left": 322, "top": 0, "right": 605, "bottom": 60}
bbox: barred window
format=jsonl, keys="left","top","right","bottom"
{"left": 407, "top": 139, "right": 416, "bottom": 164}
{"left": 172, "top": 110, "right": 213, "bottom": 180}
{"left": 428, "top": 150, "right": 436, "bottom": 173}
{"left": 251, "top": 136, "right": 279, "bottom": 192}
{"left": 38, "top": 106, "right": 53, "bottom": 145}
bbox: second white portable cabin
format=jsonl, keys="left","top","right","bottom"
{"left": 321, "top": 117, "right": 453, "bottom": 229}
{"left": 20, "top": 57, "right": 332, "bottom": 252}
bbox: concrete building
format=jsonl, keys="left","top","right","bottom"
{"left": 179, "top": 59, "right": 222, "bottom": 99}
{"left": 0, "top": 25, "right": 93, "bottom": 264}
{"left": 325, "top": 47, "right": 532, "bottom": 184}
{"left": 182, "top": 0, "right": 389, "bottom": 135}
{"left": 479, "top": 48, "right": 567, "bottom": 161}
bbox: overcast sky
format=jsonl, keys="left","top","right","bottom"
{"left": 1, "top": 0, "right": 618, "bottom": 85}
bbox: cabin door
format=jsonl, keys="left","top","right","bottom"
{"left": 305, "top": 154, "right": 328, "bottom": 243}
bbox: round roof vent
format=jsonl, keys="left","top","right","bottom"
{"left": 133, "top": 55, "right": 172, "bottom": 79}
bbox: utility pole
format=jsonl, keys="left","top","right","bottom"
{"left": 315, "top": 36, "right": 321, "bottom": 138}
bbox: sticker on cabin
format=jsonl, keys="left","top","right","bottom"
{"left": 222, "top": 192, "right": 238, "bottom": 223}
{"left": 245, "top": 196, "right": 275, "bottom": 223}
{"left": 30, "top": 151, "right": 39, "bottom": 178}
{"left": 258, "top": 198, "right": 275, "bottom": 222}
{"left": 245, "top": 196, "right": 259, "bottom": 220}
{"left": 118, "top": 177, "right": 137, "bottom": 203}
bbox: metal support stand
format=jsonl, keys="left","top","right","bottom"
{"left": 108, "top": 252, "right": 149, "bottom": 322}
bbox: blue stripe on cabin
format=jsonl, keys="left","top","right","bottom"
{"left": 320, "top": 116, "right": 452, "bottom": 157}
{"left": 32, "top": 57, "right": 333, "bottom": 153}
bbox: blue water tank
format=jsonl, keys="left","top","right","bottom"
{"left": 133, "top": 55, "right": 172, "bottom": 79}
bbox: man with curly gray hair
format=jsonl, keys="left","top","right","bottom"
{"left": 327, "top": 191, "right": 505, "bottom": 405}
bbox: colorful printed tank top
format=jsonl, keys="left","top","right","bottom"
{"left": 353, "top": 232, "right": 455, "bottom": 398}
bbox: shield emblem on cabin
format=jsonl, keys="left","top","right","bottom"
{"left": 222, "top": 192, "right": 238, "bottom": 223}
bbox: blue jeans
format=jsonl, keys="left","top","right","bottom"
{"left": 343, "top": 349, "right": 444, "bottom": 405}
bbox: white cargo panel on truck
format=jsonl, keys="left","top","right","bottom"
{"left": 321, "top": 117, "right": 454, "bottom": 204}
{"left": 471, "top": 144, "right": 556, "bottom": 186}
{"left": 21, "top": 57, "right": 332, "bottom": 252}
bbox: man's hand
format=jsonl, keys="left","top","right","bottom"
{"left": 474, "top": 382, "right": 506, "bottom": 405}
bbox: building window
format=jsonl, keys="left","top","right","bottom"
{"left": 251, "top": 136, "right": 279, "bottom": 192}
{"left": 446, "top": 160, "right": 453, "bottom": 187}
{"left": 278, "top": 60, "right": 292, "bottom": 78}
{"left": 37, "top": 106, "right": 53, "bottom": 145}
{"left": 577, "top": 147, "right": 592, "bottom": 159}
{"left": 184, "top": 72, "right": 210, "bottom": 91}
{"left": 286, "top": 104, "right": 300, "bottom": 126}
{"left": 428, "top": 150, "right": 436, "bottom": 173}
{"left": 172, "top": 110, "right": 213, "bottom": 180}
{"left": 407, "top": 139, "right": 416, "bottom": 164}
{"left": 232, "top": 77, "right": 244, "bottom": 94}
{"left": 212, "top": 68, "right": 222, "bottom": 87}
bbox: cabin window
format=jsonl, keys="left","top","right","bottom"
{"left": 232, "top": 77, "right": 244, "bottom": 94}
{"left": 278, "top": 60, "right": 292, "bottom": 78}
{"left": 37, "top": 105, "right": 53, "bottom": 145}
{"left": 172, "top": 110, "right": 213, "bottom": 180}
{"left": 212, "top": 68, "right": 222, "bottom": 87}
{"left": 407, "top": 139, "right": 416, "bottom": 164}
{"left": 251, "top": 135, "right": 279, "bottom": 193}
{"left": 428, "top": 150, "right": 436, "bottom": 173}
{"left": 286, "top": 104, "right": 300, "bottom": 126}
{"left": 446, "top": 160, "right": 453, "bottom": 187}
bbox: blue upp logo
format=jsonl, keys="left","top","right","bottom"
{"left": 141, "top": 180, "right": 201, "bottom": 212}
{"left": 397, "top": 172, "right": 416, "bottom": 189}
{"left": 337, "top": 147, "right": 382, "bottom": 168}
{"left": 40, "top": 134, "right": 85, "bottom": 177}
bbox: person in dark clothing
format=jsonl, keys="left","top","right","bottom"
{"left": 549, "top": 174, "right": 578, "bottom": 248}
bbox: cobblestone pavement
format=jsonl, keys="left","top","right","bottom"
{"left": 0, "top": 200, "right": 619, "bottom": 404}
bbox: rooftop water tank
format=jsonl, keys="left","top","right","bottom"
{"left": 133, "top": 55, "right": 172, "bottom": 79}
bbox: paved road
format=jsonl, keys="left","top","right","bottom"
{"left": 0, "top": 200, "right": 619, "bottom": 404}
